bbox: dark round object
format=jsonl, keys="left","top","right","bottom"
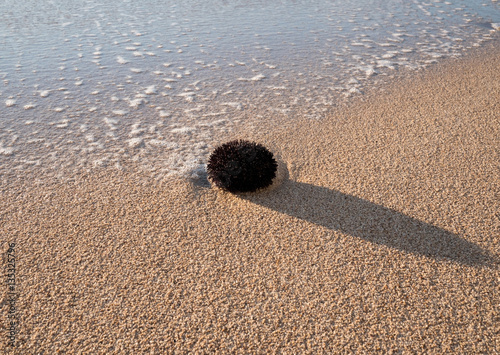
{"left": 207, "top": 140, "right": 278, "bottom": 193}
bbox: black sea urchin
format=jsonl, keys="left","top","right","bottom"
{"left": 207, "top": 140, "right": 278, "bottom": 193}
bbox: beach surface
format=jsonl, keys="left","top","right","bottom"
{"left": 1, "top": 43, "right": 499, "bottom": 353}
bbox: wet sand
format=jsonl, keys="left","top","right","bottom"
{"left": 1, "top": 43, "right": 499, "bottom": 353}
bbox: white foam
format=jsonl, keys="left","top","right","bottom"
{"left": 128, "top": 98, "right": 145, "bottom": 108}
{"left": 377, "top": 60, "right": 396, "bottom": 69}
{"left": 177, "top": 92, "right": 195, "bottom": 102}
{"left": 492, "top": 23, "right": 500, "bottom": 31}
{"left": 365, "top": 67, "right": 377, "bottom": 76}
{"left": 238, "top": 73, "right": 266, "bottom": 82}
{"left": 171, "top": 127, "right": 195, "bottom": 134}
{"left": 112, "top": 110, "right": 128, "bottom": 116}
{"left": 117, "top": 56, "right": 129, "bottom": 64}
{"left": 145, "top": 85, "right": 157, "bottom": 95}
{"left": 54, "top": 107, "right": 65, "bottom": 112}
{"left": 5, "top": 99, "right": 16, "bottom": 107}
{"left": 130, "top": 68, "right": 143, "bottom": 73}
{"left": 127, "top": 137, "right": 144, "bottom": 148}
{"left": 55, "top": 119, "right": 69, "bottom": 128}
{"left": 24, "top": 103, "right": 36, "bottom": 110}
{"left": 382, "top": 53, "right": 396, "bottom": 59}
{"left": 159, "top": 111, "right": 171, "bottom": 118}
{"left": 267, "top": 86, "right": 286, "bottom": 90}
{"left": 148, "top": 140, "right": 178, "bottom": 149}
{"left": 0, "top": 144, "right": 14, "bottom": 156}
{"left": 222, "top": 102, "right": 242, "bottom": 110}
{"left": 103, "top": 117, "right": 118, "bottom": 130}
{"left": 92, "top": 158, "right": 107, "bottom": 167}
{"left": 129, "top": 123, "right": 144, "bottom": 137}
{"left": 377, "top": 43, "right": 396, "bottom": 47}
{"left": 171, "top": 71, "right": 183, "bottom": 78}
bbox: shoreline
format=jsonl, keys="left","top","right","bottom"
{"left": 1, "top": 40, "right": 499, "bottom": 352}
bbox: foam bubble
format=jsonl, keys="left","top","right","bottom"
{"left": 103, "top": 117, "right": 118, "bottom": 130}
{"left": 24, "top": 103, "right": 36, "bottom": 110}
{"left": 112, "top": 110, "right": 128, "bottom": 116}
{"left": 238, "top": 73, "right": 266, "bottom": 82}
{"left": 0, "top": 144, "right": 14, "bottom": 156}
{"left": 5, "top": 99, "right": 16, "bottom": 107}
{"left": 148, "top": 140, "right": 178, "bottom": 148}
{"left": 377, "top": 60, "right": 396, "bottom": 69}
{"left": 55, "top": 119, "right": 69, "bottom": 128}
{"left": 127, "top": 137, "right": 144, "bottom": 148}
{"left": 145, "top": 85, "right": 157, "bottom": 95}
{"left": 129, "top": 123, "right": 144, "bottom": 137}
{"left": 117, "top": 56, "right": 129, "bottom": 64}
{"left": 364, "top": 67, "right": 377, "bottom": 76}
{"left": 171, "top": 127, "right": 195, "bottom": 134}
{"left": 222, "top": 102, "right": 242, "bottom": 110}
{"left": 177, "top": 92, "right": 195, "bottom": 102}
{"left": 128, "top": 98, "right": 145, "bottom": 108}
{"left": 382, "top": 53, "right": 396, "bottom": 59}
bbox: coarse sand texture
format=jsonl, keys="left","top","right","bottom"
{"left": 1, "top": 45, "right": 499, "bottom": 353}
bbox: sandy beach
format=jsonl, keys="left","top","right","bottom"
{"left": 1, "top": 41, "right": 499, "bottom": 353}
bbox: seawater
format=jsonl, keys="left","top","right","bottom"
{"left": 1, "top": 0, "right": 499, "bottom": 181}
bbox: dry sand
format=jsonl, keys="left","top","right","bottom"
{"left": 1, "top": 42, "right": 499, "bottom": 353}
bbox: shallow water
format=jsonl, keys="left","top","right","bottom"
{"left": 1, "top": 0, "right": 499, "bottom": 181}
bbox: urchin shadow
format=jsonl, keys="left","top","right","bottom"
{"left": 242, "top": 180, "right": 497, "bottom": 267}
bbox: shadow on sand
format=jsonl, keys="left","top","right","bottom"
{"left": 240, "top": 180, "right": 497, "bottom": 268}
